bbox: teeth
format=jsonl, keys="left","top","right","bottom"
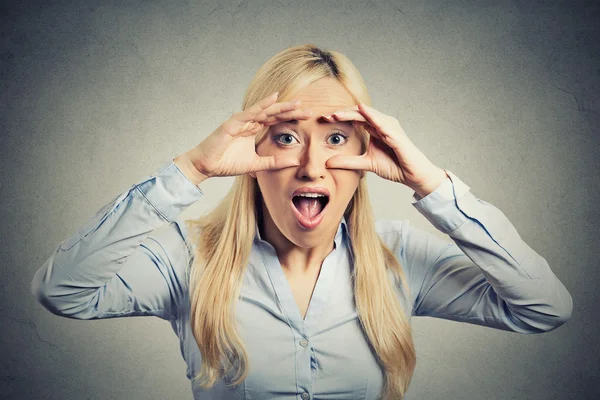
{"left": 296, "top": 193, "right": 326, "bottom": 198}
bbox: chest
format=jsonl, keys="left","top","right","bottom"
{"left": 178, "top": 241, "right": 398, "bottom": 399}
{"left": 281, "top": 268, "right": 321, "bottom": 320}
{"left": 187, "top": 283, "right": 383, "bottom": 399}
{"left": 233, "top": 249, "right": 384, "bottom": 399}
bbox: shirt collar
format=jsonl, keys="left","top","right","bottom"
{"left": 254, "top": 215, "right": 349, "bottom": 251}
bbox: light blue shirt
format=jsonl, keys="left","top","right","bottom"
{"left": 30, "top": 160, "right": 573, "bottom": 400}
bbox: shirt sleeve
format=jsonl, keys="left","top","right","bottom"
{"left": 30, "top": 160, "right": 204, "bottom": 321}
{"left": 406, "top": 169, "right": 573, "bottom": 333}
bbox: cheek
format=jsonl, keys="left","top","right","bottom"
{"left": 256, "top": 172, "right": 288, "bottom": 205}
{"left": 256, "top": 173, "right": 274, "bottom": 195}
{"left": 332, "top": 171, "right": 360, "bottom": 201}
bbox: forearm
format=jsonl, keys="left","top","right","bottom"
{"left": 174, "top": 152, "right": 210, "bottom": 187}
{"left": 30, "top": 160, "right": 204, "bottom": 317}
{"left": 412, "top": 173, "right": 573, "bottom": 333}
{"left": 410, "top": 166, "right": 448, "bottom": 199}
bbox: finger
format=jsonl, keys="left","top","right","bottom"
{"left": 322, "top": 111, "right": 373, "bottom": 140}
{"left": 235, "top": 120, "right": 264, "bottom": 137}
{"left": 234, "top": 93, "right": 300, "bottom": 122}
{"left": 323, "top": 110, "right": 380, "bottom": 141}
{"left": 336, "top": 118, "right": 383, "bottom": 143}
{"left": 252, "top": 99, "right": 306, "bottom": 122}
{"left": 325, "top": 154, "right": 372, "bottom": 172}
{"left": 328, "top": 104, "right": 360, "bottom": 113}
{"left": 357, "top": 103, "right": 406, "bottom": 151}
{"left": 251, "top": 154, "right": 301, "bottom": 172}
{"left": 322, "top": 110, "right": 367, "bottom": 124}
{"left": 356, "top": 101, "right": 387, "bottom": 132}
{"left": 361, "top": 122, "right": 384, "bottom": 141}
{"left": 261, "top": 108, "right": 313, "bottom": 126}
{"left": 240, "top": 92, "right": 279, "bottom": 120}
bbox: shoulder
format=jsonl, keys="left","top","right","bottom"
{"left": 145, "top": 217, "right": 195, "bottom": 255}
{"left": 143, "top": 216, "right": 197, "bottom": 283}
{"left": 373, "top": 218, "right": 452, "bottom": 306}
{"left": 374, "top": 218, "right": 451, "bottom": 261}
{"left": 374, "top": 218, "right": 412, "bottom": 281}
{"left": 374, "top": 218, "right": 410, "bottom": 254}
{"left": 374, "top": 218, "right": 420, "bottom": 314}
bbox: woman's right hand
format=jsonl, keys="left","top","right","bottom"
{"left": 175, "top": 92, "right": 313, "bottom": 185}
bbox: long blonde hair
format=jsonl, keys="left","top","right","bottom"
{"left": 185, "top": 44, "right": 416, "bottom": 399}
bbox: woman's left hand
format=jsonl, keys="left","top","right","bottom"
{"left": 323, "top": 102, "right": 448, "bottom": 198}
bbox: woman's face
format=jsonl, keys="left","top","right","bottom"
{"left": 251, "top": 77, "right": 364, "bottom": 249}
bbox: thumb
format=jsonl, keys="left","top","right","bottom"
{"left": 326, "top": 154, "right": 371, "bottom": 173}
{"left": 253, "top": 154, "right": 300, "bottom": 172}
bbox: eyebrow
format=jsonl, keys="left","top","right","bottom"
{"left": 276, "top": 117, "right": 354, "bottom": 131}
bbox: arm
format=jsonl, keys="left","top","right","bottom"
{"left": 405, "top": 170, "right": 572, "bottom": 333}
{"left": 30, "top": 159, "right": 205, "bottom": 320}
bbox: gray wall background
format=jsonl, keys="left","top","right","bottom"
{"left": 2, "top": 0, "right": 599, "bottom": 399}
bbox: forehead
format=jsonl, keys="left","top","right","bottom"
{"left": 291, "top": 77, "right": 356, "bottom": 110}
{"left": 272, "top": 78, "right": 356, "bottom": 131}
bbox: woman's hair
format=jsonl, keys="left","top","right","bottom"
{"left": 184, "top": 43, "right": 416, "bottom": 399}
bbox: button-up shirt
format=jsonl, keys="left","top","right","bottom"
{"left": 30, "top": 159, "right": 573, "bottom": 400}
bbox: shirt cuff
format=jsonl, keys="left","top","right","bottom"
{"left": 410, "top": 169, "right": 472, "bottom": 233}
{"left": 136, "top": 159, "right": 204, "bottom": 222}
{"left": 410, "top": 169, "right": 470, "bottom": 203}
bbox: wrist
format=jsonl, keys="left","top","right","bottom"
{"left": 173, "top": 153, "right": 210, "bottom": 186}
{"left": 411, "top": 168, "right": 448, "bottom": 199}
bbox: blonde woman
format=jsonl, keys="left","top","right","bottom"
{"left": 30, "top": 44, "right": 573, "bottom": 400}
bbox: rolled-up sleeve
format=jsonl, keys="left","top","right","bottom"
{"left": 30, "top": 160, "right": 203, "bottom": 320}
{"left": 406, "top": 170, "right": 572, "bottom": 333}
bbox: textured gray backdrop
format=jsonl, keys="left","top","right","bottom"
{"left": 2, "top": 0, "right": 599, "bottom": 399}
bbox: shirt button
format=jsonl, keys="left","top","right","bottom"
{"left": 301, "top": 392, "right": 310, "bottom": 400}
{"left": 299, "top": 338, "right": 309, "bottom": 347}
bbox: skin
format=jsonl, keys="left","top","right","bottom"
{"left": 174, "top": 78, "right": 447, "bottom": 282}
{"left": 249, "top": 77, "right": 364, "bottom": 276}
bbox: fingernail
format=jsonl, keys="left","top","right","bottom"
{"left": 334, "top": 111, "right": 344, "bottom": 116}
{"left": 323, "top": 114, "right": 332, "bottom": 119}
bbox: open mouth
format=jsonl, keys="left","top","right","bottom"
{"left": 290, "top": 194, "right": 329, "bottom": 229}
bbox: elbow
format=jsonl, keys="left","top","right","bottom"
{"left": 30, "top": 268, "right": 55, "bottom": 312}
{"left": 30, "top": 277, "right": 67, "bottom": 318}
{"left": 537, "top": 306, "right": 572, "bottom": 333}
{"left": 543, "top": 280, "right": 574, "bottom": 332}
{"left": 531, "top": 289, "right": 574, "bottom": 334}
{"left": 507, "top": 288, "right": 573, "bottom": 334}
{"left": 30, "top": 273, "right": 91, "bottom": 319}
{"left": 529, "top": 268, "right": 574, "bottom": 333}
{"left": 30, "top": 255, "right": 68, "bottom": 317}
{"left": 549, "top": 289, "right": 573, "bottom": 331}
{"left": 30, "top": 253, "right": 99, "bottom": 319}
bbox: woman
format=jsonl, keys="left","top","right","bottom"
{"left": 30, "top": 44, "right": 573, "bottom": 400}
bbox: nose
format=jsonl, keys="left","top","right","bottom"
{"left": 295, "top": 140, "right": 327, "bottom": 181}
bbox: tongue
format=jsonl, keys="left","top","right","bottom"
{"left": 294, "top": 197, "right": 323, "bottom": 218}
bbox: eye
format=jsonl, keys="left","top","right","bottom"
{"left": 327, "top": 132, "right": 349, "bottom": 146}
{"left": 273, "top": 132, "right": 299, "bottom": 146}
{"left": 273, "top": 131, "right": 349, "bottom": 146}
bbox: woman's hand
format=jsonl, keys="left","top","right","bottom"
{"left": 175, "top": 92, "right": 312, "bottom": 185}
{"left": 323, "top": 102, "right": 448, "bottom": 198}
